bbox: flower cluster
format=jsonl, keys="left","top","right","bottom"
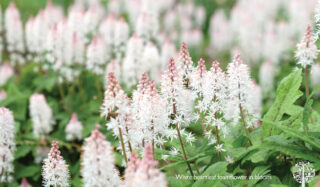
{"left": 65, "top": 113, "right": 83, "bottom": 141}
{"left": 81, "top": 126, "right": 121, "bottom": 187}
{"left": 295, "top": 25, "right": 319, "bottom": 68}
{"left": 160, "top": 58, "right": 195, "bottom": 128}
{"left": 226, "top": 55, "right": 259, "bottom": 128}
{"left": 123, "top": 145, "right": 167, "bottom": 187}
{"left": 4, "top": 3, "right": 25, "bottom": 65}
{"left": 0, "top": 107, "right": 15, "bottom": 183}
{"left": 42, "top": 141, "right": 70, "bottom": 187}
{"left": 0, "top": 90, "right": 6, "bottom": 102}
{"left": 29, "top": 93, "right": 55, "bottom": 138}
{"left": 20, "top": 178, "right": 32, "bottom": 187}
{"left": 132, "top": 74, "right": 171, "bottom": 149}
{"left": 0, "top": 62, "right": 14, "bottom": 86}
{"left": 0, "top": 0, "right": 205, "bottom": 88}
{"left": 209, "top": 0, "right": 316, "bottom": 66}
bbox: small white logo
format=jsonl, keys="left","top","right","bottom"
{"left": 292, "top": 161, "right": 315, "bottom": 187}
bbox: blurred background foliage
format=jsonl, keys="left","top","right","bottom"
{"left": 0, "top": 0, "right": 319, "bottom": 187}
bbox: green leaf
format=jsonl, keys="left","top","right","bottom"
{"left": 302, "top": 84, "right": 320, "bottom": 133}
{"left": 248, "top": 165, "right": 271, "bottom": 186}
{"left": 15, "top": 165, "right": 41, "bottom": 179}
{"left": 192, "top": 162, "right": 228, "bottom": 187}
{"left": 160, "top": 150, "right": 212, "bottom": 171}
{"left": 262, "top": 69, "right": 303, "bottom": 138}
{"left": 15, "top": 146, "right": 33, "bottom": 159}
{"left": 32, "top": 72, "right": 57, "bottom": 91}
{"left": 263, "top": 119, "right": 320, "bottom": 150}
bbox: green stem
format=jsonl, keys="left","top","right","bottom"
{"left": 175, "top": 124, "right": 195, "bottom": 178}
{"left": 195, "top": 100, "right": 206, "bottom": 134}
{"left": 304, "top": 67, "right": 310, "bottom": 98}
{"left": 215, "top": 126, "right": 222, "bottom": 161}
{"left": 240, "top": 104, "right": 252, "bottom": 146}
{"left": 118, "top": 127, "right": 128, "bottom": 164}
{"left": 173, "top": 103, "right": 194, "bottom": 178}
{"left": 57, "top": 81, "right": 70, "bottom": 114}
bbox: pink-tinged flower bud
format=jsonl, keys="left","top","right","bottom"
{"left": 29, "top": 93, "right": 54, "bottom": 138}
{"left": 81, "top": 127, "right": 120, "bottom": 187}
{"left": 123, "top": 145, "right": 167, "bottom": 187}
{"left": 0, "top": 62, "right": 14, "bottom": 86}
{"left": 0, "top": 107, "right": 15, "bottom": 183}
{"left": 295, "top": 25, "right": 319, "bottom": 68}
{"left": 137, "top": 73, "right": 149, "bottom": 94}
{"left": 20, "top": 178, "right": 32, "bottom": 187}
{"left": 65, "top": 113, "right": 83, "bottom": 141}
{"left": 105, "top": 59, "right": 121, "bottom": 89}
{"left": 123, "top": 152, "right": 140, "bottom": 183}
{"left": 177, "top": 42, "right": 194, "bottom": 86}
{"left": 101, "top": 73, "right": 127, "bottom": 117}
{"left": 42, "top": 141, "right": 70, "bottom": 187}
{"left": 0, "top": 90, "right": 6, "bottom": 102}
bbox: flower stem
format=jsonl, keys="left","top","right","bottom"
{"left": 173, "top": 103, "right": 194, "bottom": 178}
{"left": 239, "top": 104, "right": 252, "bottom": 146}
{"left": 57, "top": 81, "right": 70, "bottom": 114}
{"left": 175, "top": 124, "right": 195, "bottom": 178}
{"left": 125, "top": 127, "right": 133, "bottom": 153}
{"left": 213, "top": 96, "right": 221, "bottom": 161}
{"left": 195, "top": 101, "right": 206, "bottom": 134}
{"left": 304, "top": 67, "right": 310, "bottom": 98}
{"left": 118, "top": 127, "right": 128, "bottom": 164}
{"left": 194, "top": 162, "right": 200, "bottom": 175}
{"left": 215, "top": 126, "right": 222, "bottom": 161}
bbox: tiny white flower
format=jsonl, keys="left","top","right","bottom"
{"left": 204, "top": 129, "right": 213, "bottom": 138}
{"left": 170, "top": 147, "right": 179, "bottom": 156}
{"left": 225, "top": 155, "right": 234, "bottom": 163}
{"left": 185, "top": 132, "right": 196, "bottom": 145}
{"left": 161, "top": 154, "right": 169, "bottom": 161}
{"left": 208, "top": 137, "right": 217, "bottom": 145}
{"left": 215, "top": 144, "right": 226, "bottom": 152}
